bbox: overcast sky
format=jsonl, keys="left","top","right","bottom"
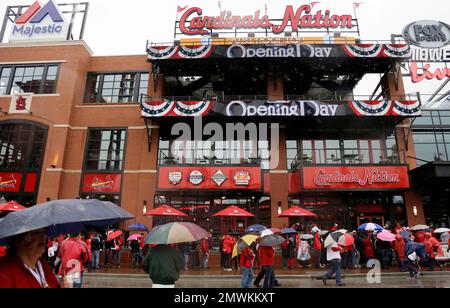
{"left": 1, "top": 0, "right": 449, "bottom": 101}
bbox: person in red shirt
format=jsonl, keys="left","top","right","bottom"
{"left": 0, "top": 246, "right": 7, "bottom": 259}
{"left": 200, "top": 236, "right": 210, "bottom": 270}
{"left": 395, "top": 234, "right": 407, "bottom": 271}
{"left": 362, "top": 235, "right": 374, "bottom": 261}
{"left": 414, "top": 231, "right": 426, "bottom": 243}
{"left": 0, "top": 228, "right": 71, "bottom": 288}
{"left": 58, "top": 233, "right": 91, "bottom": 288}
{"left": 240, "top": 246, "right": 255, "bottom": 288}
{"left": 424, "top": 233, "right": 444, "bottom": 271}
{"left": 259, "top": 245, "right": 276, "bottom": 288}
{"left": 222, "top": 234, "right": 234, "bottom": 271}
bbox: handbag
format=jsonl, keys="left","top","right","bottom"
{"left": 407, "top": 251, "right": 417, "bottom": 261}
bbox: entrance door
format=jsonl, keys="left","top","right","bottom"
{"left": 357, "top": 215, "right": 385, "bottom": 226}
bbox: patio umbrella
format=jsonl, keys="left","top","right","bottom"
{"left": 278, "top": 206, "right": 317, "bottom": 217}
{"left": 357, "top": 223, "right": 384, "bottom": 232}
{"left": 281, "top": 228, "right": 298, "bottom": 235}
{"left": 411, "top": 224, "right": 430, "bottom": 231}
{"left": 127, "top": 234, "right": 143, "bottom": 241}
{"left": 144, "top": 222, "right": 209, "bottom": 245}
{"left": 144, "top": 204, "right": 188, "bottom": 217}
{"left": 232, "top": 234, "right": 258, "bottom": 258}
{"left": 0, "top": 201, "right": 26, "bottom": 212}
{"left": 0, "top": 199, "right": 134, "bottom": 244}
{"left": 245, "top": 224, "right": 267, "bottom": 233}
{"left": 433, "top": 228, "right": 450, "bottom": 234}
{"left": 212, "top": 206, "right": 254, "bottom": 217}
{"left": 377, "top": 230, "right": 396, "bottom": 242}
{"left": 300, "top": 234, "right": 314, "bottom": 240}
{"left": 259, "top": 234, "right": 285, "bottom": 247}
{"left": 106, "top": 230, "right": 122, "bottom": 241}
{"left": 127, "top": 223, "right": 149, "bottom": 232}
{"left": 324, "top": 230, "right": 348, "bottom": 247}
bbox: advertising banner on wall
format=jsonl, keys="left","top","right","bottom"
{"left": 158, "top": 166, "right": 262, "bottom": 190}
{"left": 82, "top": 174, "right": 122, "bottom": 193}
{"left": 302, "top": 166, "right": 410, "bottom": 190}
{"left": 0, "top": 173, "right": 22, "bottom": 192}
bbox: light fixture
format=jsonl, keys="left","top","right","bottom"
{"left": 277, "top": 201, "right": 282, "bottom": 215}
{"left": 50, "top": 165, "right": 56, "bottom": 169}
{"left": 143, "top": 200, "right": 147, "bottom": 214}
{"left": 413, "top": 206, "right": 418, "bottom": 217}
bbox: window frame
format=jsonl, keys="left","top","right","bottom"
{"left": 0, "top": 63, "right": 60, "bottom": 95}
{"left": 84, "top": 71, "right": 149, "bottom": 104}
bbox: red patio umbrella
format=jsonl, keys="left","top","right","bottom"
{"left": 144, "top": 204, "right": 188, "bottom": 217}
{"left": 278, "top": 206, "right": 317, "bottom": 217}
{"left": 212, "top": 205, "right": 254, "bottom": 217}
{"left": 106, "top": 230, "right": 122, "bottom": 241}
{"left": 0, "top": 201, "right": 26, "bottom": 212}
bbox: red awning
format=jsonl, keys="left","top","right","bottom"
{"left": 213, "top": 205, "right": 254, "bottom": 217}
{"left": 278, "top": 206, "right": 317, "bottom": 217}
{"left": 144, "top": 204, "right": 188, "bottom": 217}
{"left": 0, "top": 201, "right": 26, "bottom": 212}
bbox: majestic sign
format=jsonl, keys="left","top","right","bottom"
{"left": 158, "top": 166, "right": 262, "bottom": 190}
{"left": 82, "top": 174, "right": 121, "bottom": 193}
{"left": 9, "top": 0, "right": 69, "bottom": 42}
{"left": 141, "top": 100, "right": 421, "bottom": 118}
{"left": 403, "top": 20, "right": 450, "bottom": 49}
{"left": 147, "top": 43, "right": 411, "bottom": 60}
{"left": 178, "top": 5, "right": 354, "bottom": 36}
{"left": 0, "top": 173, "right": 22, "bottom": 192}
{"left": 9, "top": 93, "right": 33, "bottom": 114}
{"left": 302, "top": 166, "right": 410, "bottom": 190}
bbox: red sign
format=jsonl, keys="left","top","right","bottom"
{"left": 0, "top": 173, "right": 22, "bottom": 192}
{"left": 158, "top": 167, "right": 262, "bottom": 190}
{"left": 82, "top": 174, "right": 121, "bottom": 193}
{"left": 179, "top": 5, "right": 353, "bottom": 36}
{"left": 410, "top": 61, "right": 450, "bottom": 83}
{"left": 24, "top": 173, "right": 38, "bottom": 193}
{"left": 303, "top": 166, "right": 410, "bottom": 190}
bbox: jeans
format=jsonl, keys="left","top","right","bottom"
{"left": 201, "top": 253, "right": 208, "bottom": 270}
{"left": 183, "top": 253, "right": 190, "bottom": 269}
{"left": 223, "top": 253, "right": 231, "bottom": 269}
{"left": 262, "top": 265, "right": 275, "bottom": 288}
{"left": 381, "top": 249, "right": 392, "bottom": 269}
{"left": 241, "top": 267, "right": 253, "bottom": 288}
{"left": 112, "top": 250, "right": 121, "bottom": 266}
{"left": 406, "top": 260, "right": 418, "bottom": 277}
{"left": 70, "top": 272, "right": 84, "bottom": 289}
{"left": 104, "top": 249, "right": 111, "bottom": 266}
{"left": 91, "top": 250, "right": 100, "bottom": 269}
{"left": 132, "top": 252, "right": 141, "bottom": 267}
{"left": 282, "top": 255, "right": 288, "bottom": 268}
{"left": 323, "top": 259, "right": 342, "bottom": 284}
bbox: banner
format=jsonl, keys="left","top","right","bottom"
{"left": 82, "top": 173, "right": 121, "bottom": 193}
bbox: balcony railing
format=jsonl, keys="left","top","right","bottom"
{"left": 158, "top": 150, "right": 262, "bottom": 166}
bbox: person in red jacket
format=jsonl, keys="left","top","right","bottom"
{"left": 222, "top": 234, "right": 234, "bottom": 271}
{"left": 58, "top": 233, "right": 91, "bottom": 288}
{"left": 0, "top": 246, "right": 7, "bottom": 259}
{"left": 0, "top": 228, "right": 71, "bottom": 288}
{"left": 200, "top": 236, "right": 210, "bottom": 270}
{"left": 259, "top": 245, "right": 276, "bottom": 288}
{"left": 394, "top": 234, "right": 407, "bottom": 271}
{"left": 240, "top": 246, "right": 255, "bottom": 288}
{"left": 424, "top": 233, "right": 444, "bottom": 271}
{"left": 362, "top": 235, "right": 374, "bottom": 262}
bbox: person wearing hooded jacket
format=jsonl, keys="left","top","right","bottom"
{"left": 424, "top": 233, "right": 444, "bottom": 271}
{"left": 404, "top": 237, "right": 426, "bottom": 279}
{"left": 394, "top": 234, "right": 407, "bottom": 271}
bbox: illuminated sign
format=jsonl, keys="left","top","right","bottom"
{"left": 9, "top": 0, "right": 69, "bottom": 42}
{"left": 403, "top": 20, "right": 450, "bottom": 49}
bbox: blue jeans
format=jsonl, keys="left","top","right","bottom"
{"left": 406, "top": 260, "right": 418, "bottom": 277}
{"left": 323, "top": 259, "right": 342, "bottom": 284}
{"left": 132, "top": 252, "right": 141, "bottom": 267}
{"left": 91, "top": 250, "right": 100, "bottom": 269}
{"left": 201, "top": 253, "right": 208, "bottom": 270}
{"left": 262, "top": 265, "right": 275, "bottom": 288}
{"left": 381, "top": 249, "right": 392, "bottom": 269}
{"left": 241, "top": 267, "right": 253, "bottom": 288}
{"left": 112, "top": 250, "right": 121, "bottom": 266}
{"left": 183, "top": 253, "right": 190, "bottom": 269}
{"left": 71, "top": 272, "right": 84, "bottom": 289}
{"left": 104, "top": 249, "right": 111, "bottom": 266}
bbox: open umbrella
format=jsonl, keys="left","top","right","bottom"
{"left": 300, "top": 234, "right": 314, "bottom": 240}
{"left": 232, "top": 234, "right": 258, "bottom": 258}
{"left": 245, "top": 224, "right": 267, "bottom": 233}
{"left": 281, "top": 228, "right": 298, "bottom": 235}
{"left": 324, "top": 230, "right": 348, "bottom": 247}
{"left": 144, "top": 204, "right": 188, "bottom": 217}
{"left": 107, "top": 230, "right": 122, "bottom": 241}
{"left": 337, "top": 233, "right": 354, "bottom": 247}
{"left": 259, "top": 234, "right": 285, "bottom": 247}
{"left": 261, "top": 229, "right": 274, "bottom": 237}
{"left": 213, "top": 206, "right": 254, "bottom": 217}
{"left": 127, "top": 234, "right": 143, "bottom": 241}
{"left": 278, "top": 206, "right": 317, "bottom": 217}
{"left": 411, "top": 224, "right": 430, "bottom": 231}
{"left": 433, "top": 228, "right": 450, "bottom": 234}
{"left": 270, "top": 227, "right": 282, "bottom": 234}
{"left": 127, "top": 223, "right": 149, "bottom": 232}
{"left": 0, "top": 199, "right": 134, "bottom": 244}
{"left": 377, "top": 230, "right": 396, "bottom": 242}
{"left": 357, "top": 223, "right": 383, "bottom": 232}
{"left": 0, "top": 201, "right": 26, "bottom": 212}
{"left": 144, "top": 222, "right": 209, "bottom": 245}
{"left": 318, "top": 230, "right": 329, "bottom": 236}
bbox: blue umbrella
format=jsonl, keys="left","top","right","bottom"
{"left": 400, "top": 230, "right": 412, "bottom": 240}
{"left": 245, "top": 224, "right": 267, "bottom": 233}
{"left": 0, "top": 199, "right": 134, "bottom": 244}
{"left": 281, "top": 228, "right": 298, "bottom": 235}
{"left": 357, "top": 223, "right": 384, "bottom": 232}
{"left": 127, "top": 223, "right": 149, "bottom": 232}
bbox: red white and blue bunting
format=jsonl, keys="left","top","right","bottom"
{"left": 343, "top": 44, "right": 410, "bottom": 58}
{"left": 147, "top": 45, "right": 215, "bottom": 60}
{"left": 178, "top": 45, "right": 214, "bottom": 59}
{"left": 147, "top": 45, "right": 179, "bottom": 60}
{"left": 391, "top": 101, "right": 421, "bottom": 116}
{"left": 383, "top": 44, "right": 411, "bottom": 58}
{"left": 349, "top": 100, "right": 421, "bottom": 116}
{"left": 141, "top": 100, "right": 212, "bottom": 117}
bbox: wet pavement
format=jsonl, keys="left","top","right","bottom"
{"left": 83, "top": 271, "right": 450, "bottom": 288}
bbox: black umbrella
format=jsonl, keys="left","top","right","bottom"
{"left": 259, "top": 234, "right": 285, "bottom": 247}
{"left": 0, "top": 199, "right": 134, "bottom": 244}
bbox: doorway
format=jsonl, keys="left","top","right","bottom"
{"left": 357, "top": 215, "right": 384, "bottom": 226}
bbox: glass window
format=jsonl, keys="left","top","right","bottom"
{"left": 414, "top": 143, "right": 438, "bottom": 166}
{"left": 84, "top": 129, "right": 126, "bottom": 171}
{"left": 0, "top": 64, "right": 59, "bottom": 94}
{"left": 85, "top": 72, "right": 149, "bottom": 103}
{"left": 413, "top": 133, "right": 437, "bottom": 143}
{"left": 325, "top": 139, "right": 340, "bottom": 164}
